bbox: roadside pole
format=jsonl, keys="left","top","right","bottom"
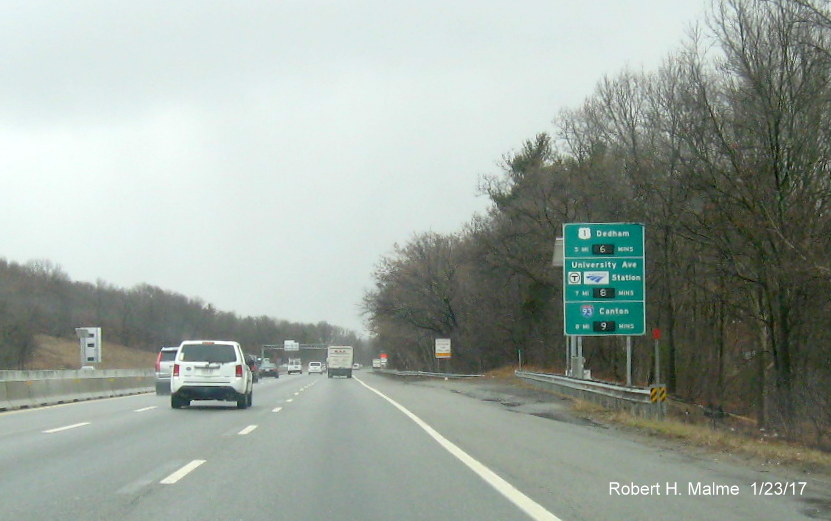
{"left": 626, "top": 336, "right": 632, "bottom": 387}
{"left": 566, "top": 336, "right": 572, "bottom": 376}
{"left": 653, "top": 328, "right": 661, "bottom": 385}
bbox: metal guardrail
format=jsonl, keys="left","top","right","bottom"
{"left": 515, "top": 370, "right": 663, "bottom": 418}
{"left": 516, "top": 370, "right": 651, "bottom": 402}
{"left": 374, "top": 369, "right": 484, "bottom": 379}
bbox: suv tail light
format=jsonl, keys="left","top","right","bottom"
{"left": 235, "top": 364, "right": 243, "bottom": 377}
{"left": 155, "top": 351, "right": 162, "bottom": 372}
{"left": 173, "top": 364, "right": 180, "bottom": 377}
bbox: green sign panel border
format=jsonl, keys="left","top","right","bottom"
{"left": 562, "top": 223, "right": 646, "bottom": 336}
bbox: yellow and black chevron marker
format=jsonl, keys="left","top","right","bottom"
{"left": 650, "top": 385, "right": 667, "bottom": 403}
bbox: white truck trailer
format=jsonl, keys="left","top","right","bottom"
{"left": 327, "top": 346, "right": 353, "bottom": 378}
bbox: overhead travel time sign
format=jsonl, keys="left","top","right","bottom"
{"left": 563, "top": 223, "right": 646, "bottom": 336}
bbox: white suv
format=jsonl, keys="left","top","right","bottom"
{"left": 308, "top": 361, "right": 323, "bottom": 374}
{"left": 155, "top": 346, "right": 179, "bottom": 395}
{"left": 170, "top": 340, "right": 253, "bottom": 409}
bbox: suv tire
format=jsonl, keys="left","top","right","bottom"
{"left": 236, "top": 392, "right": 248, "bottom": 409}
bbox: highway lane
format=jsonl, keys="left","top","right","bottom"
{"left": 0, "top": 374, "right": 308, "bottom": 521}
{"left": 0, "top": 373, "right": 547, "bottom": 521}
{"left": 0, "top": 371, "right": 828, "bottom": 521}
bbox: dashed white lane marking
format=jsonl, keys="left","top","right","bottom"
{"left": 286, "top": 399, "right": 294, "bottom": 403}
{"left": 355, "top": 377, "right": 564, "bottom": 521}
{"left": 134, "top": 406, "right": 157, "bottom": 413}
{"left": 42, "top": 422, "right": 90, "bottom": 434}
{"left": 294, "top": 392, "right": 300, "bottom": 396}
{"left": 118, "top": 461, "right": 185, "bottom": 494}
{"left": 160, "top": 459, "right": 206, "bottom": 484}
{"left": 272, "top": 407, "right": 283, "bottom": 413}
{"left": 1, "top": 393, "right": 148, "bottom": 417}
{"left": 238, "top": 425, "right": 258, "bottom": 435}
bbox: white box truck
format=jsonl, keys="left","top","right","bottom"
{"left": 327, "top": 346, "right": 353, "bottom": 378}
{"left": 287, "top": 358, "right": 302, "bottom": 375}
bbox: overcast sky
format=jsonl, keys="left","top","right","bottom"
{"left": 0, "top": 1, "right": 707, "bottom": 335}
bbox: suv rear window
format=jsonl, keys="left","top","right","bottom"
{"left": 180, "top": 344, "right": 237, "bottom": 363}
{"left": 160, "top": 350, "right": 177, "bottom": 362}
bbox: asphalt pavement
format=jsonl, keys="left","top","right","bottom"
{"left": 0, "top": 371, "right": 829, "bottom": 521}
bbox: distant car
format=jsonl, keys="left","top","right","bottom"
{"left": 260, "top": 361, "right": 279, "bottom": 378}
{"left": 308, "top": 361, "right": 323, "bottom": 374}
{"left": 171, "top": 340, "right": 253, "bottom": 409}
{"left": 246, "top": 354, "right": 260, "bottom": 383}
{"left": 155, "top": 346, "right": 179, "bottom": 395}
{"left": 352, "top": 363, "right": 360, "bottom": 370}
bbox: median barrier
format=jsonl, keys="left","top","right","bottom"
{"left": 0, "top": 370, "right": 154, "bottom": 411}
{"left": 0, "top": 381, "right": 11, "bottom": 411}
{"left": 5, "top": 380, "right": 36, "bottom": 409}
{"left": 29, "top": 378, "right": 52, "bottom": 407}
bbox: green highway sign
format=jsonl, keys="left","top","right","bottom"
{"left": 563, "top": 223, "right": 645, "bottom": 336}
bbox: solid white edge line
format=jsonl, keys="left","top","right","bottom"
{"left": 160, "top": 459, "right": 206, "bottom": 484}
{"left": 354, "top": 377, "right": 564, "bottom": 521}
{"left": 42, "top": 422, "right": 90, "bottom": 434}
{"left": 272, "top": 407, "right": 283, "bottom": 413}
{"left": 238, "top": 425, "right": 258, "bottom": 435}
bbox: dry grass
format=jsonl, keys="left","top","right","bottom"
{"left": 570, "top": 398, "right": 609, "bottom": 415}
{"left": 485, "top": 364, "right": 561, "bottom": 379}
{"left": 27, "top": 335, "right": 156, "bottom": 370}
{"left": 484, "top": 366, "right": 521, "bottom": 379}
{"left": 582, "top": 407, "right": 831, "bottom": 474}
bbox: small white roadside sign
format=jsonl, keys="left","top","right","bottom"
{"left": 435, "top": 338, "right": 451, "bottom": 359}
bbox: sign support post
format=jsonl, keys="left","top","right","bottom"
{"left": 653, "top": 328, "right": 661, "bottom": 385}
